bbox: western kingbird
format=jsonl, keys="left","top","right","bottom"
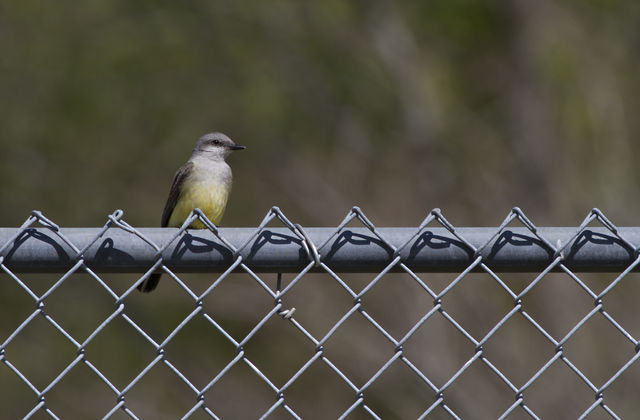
{"left": 138, "top": 132, "right": 245, "bottom": 293}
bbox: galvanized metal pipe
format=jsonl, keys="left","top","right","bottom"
{"left": 0, "top": 227, "right": 637, "bottom": 273}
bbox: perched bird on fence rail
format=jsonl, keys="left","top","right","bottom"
{"left": 137, "top": 132, "right": 245, "bottom": 292}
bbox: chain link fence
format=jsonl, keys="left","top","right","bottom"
{"left": 1, "top": 207, "right": 640, "bottom": 419}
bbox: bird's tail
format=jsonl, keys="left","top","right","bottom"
{"left": 138, "top": 273, "right": 161, "bottom": 293}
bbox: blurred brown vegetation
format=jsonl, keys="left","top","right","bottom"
{"left": 2, "top": 1, "right": 640, "bottom": 419}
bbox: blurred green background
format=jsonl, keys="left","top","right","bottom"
{"left": 3, "top": 0, "right": 640, "bottom": 228}
{"left": 2, "top": 1, "right": 640, "bottom": 419}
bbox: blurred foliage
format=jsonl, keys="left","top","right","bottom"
{"left": 2, "top": 0, "right": 640, "bottom": 418}
{"left": 1, "top": 1, "right": 640, "bottom": 227}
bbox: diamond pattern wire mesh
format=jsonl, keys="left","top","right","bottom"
{"left": 1, "top": 207, "right": 640, "bottom": 418}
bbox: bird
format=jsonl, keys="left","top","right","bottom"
{"left": 137, "top": 132, "right": 245, "bottom": 292}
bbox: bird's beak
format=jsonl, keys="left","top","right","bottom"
{"left": 230, "top": 144, "right": 246, "bottom": 150}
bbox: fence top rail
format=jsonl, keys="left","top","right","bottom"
{"left": 1, "top": 226, "right": 638, "bottom": 274}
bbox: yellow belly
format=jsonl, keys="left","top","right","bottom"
{"left": 168, "top": 181, "right": 230, "bottom": 229}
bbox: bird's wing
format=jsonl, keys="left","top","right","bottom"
{"left": 161, "top": 161, "right": 194, "bottom": 227}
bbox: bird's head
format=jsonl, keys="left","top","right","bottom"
{"left": 193, "top": 132, "right": 245, "bottom": 159}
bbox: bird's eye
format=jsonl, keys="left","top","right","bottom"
{"left": 213, "top": 139, "right": 220, "bottom": 145}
